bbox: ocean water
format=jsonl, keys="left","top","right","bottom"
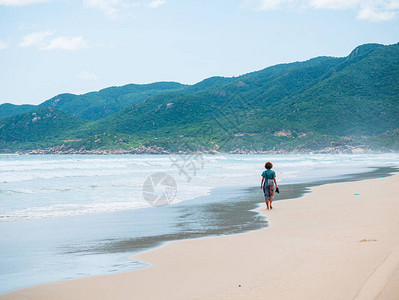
{"left": 1, "top": 153, "right": 398, "bottom": 222}
{"left": 0, "top": 154, "right": 398, "bottom": 293}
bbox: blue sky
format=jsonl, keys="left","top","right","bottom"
{"left": 1, "top": 0, "right": 399, "bottom": 105}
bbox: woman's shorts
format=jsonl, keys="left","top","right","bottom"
{"left": 263, "top": 185, "right": 275, "bottom": 199}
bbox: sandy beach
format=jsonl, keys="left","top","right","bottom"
{"left": 2, "top": 172, "right": 399, "bottom": 300}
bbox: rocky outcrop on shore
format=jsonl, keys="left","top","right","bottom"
{"left": 27, "top": 144, "right": 171, "bottom": 155}
{"left": 23, "top": 143, "right": 374, "bottom": 155}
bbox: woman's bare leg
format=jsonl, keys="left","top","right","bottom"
{"left": 270, "top": 197, "right": 273, "bottom": 209}
{"left": 265, "top": 199, "right": 270, "bottom": 209}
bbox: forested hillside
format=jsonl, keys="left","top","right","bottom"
{"left": 1, "top": 42, "right": 398, "bottom": 153}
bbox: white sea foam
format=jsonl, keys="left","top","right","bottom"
{"left": 0, "top": 154, "right": 398, "bottom": 221}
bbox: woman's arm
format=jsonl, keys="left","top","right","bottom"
{"left": 261, "top": 177, "right": 264, "bottom": 189}
{"left": 273, "top": 177, "right": 277, "bottom": 187}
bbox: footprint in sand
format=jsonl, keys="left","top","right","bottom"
{"left": 359, "top": 239, "right": 377, "bottom": 242}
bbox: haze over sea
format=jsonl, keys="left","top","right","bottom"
{"left": 0, "top": 153, "right": 398, "bottom": 293}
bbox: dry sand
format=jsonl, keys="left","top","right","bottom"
{"left": 2, "top": 173, "right": 399, "bottom": 300}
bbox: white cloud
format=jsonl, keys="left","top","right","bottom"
{"left": 19, "top": 31, "right": 88, "bottom": 50}
{"left": 19, "top": 30, "right": 53, "bottom": 48}
{"left": 0, "top": 0, "right": 49, "bottom": 6}
{"left": 83, "top": 0, "right": 164, "bottom": 18}
{"left": 83, "top": 0, "right": 120, "bottom": 18}
{"left": 43, "top": 36, "right": 88, "bottom": 50}
{"left": 252, "top": 0, "right": 399, "bottom": 21}
{"left": 149, "top": 0, "right": 165, "bottom": 8}
{"left": 258, "top": 0, "right": 293, "bottom": 10}
{"left": 357, "top": 3, "right": 396, "bottom": 21}
{"left": 76, "top": 71, "right": 98, "bottom": 80}
{"left": 309, "top": 0, "right": 359, "bottom": 10}
{"left": 0, "top": 40, "right": 9, "bottom": 50}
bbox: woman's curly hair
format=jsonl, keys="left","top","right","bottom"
{"left": 265, "top": 162, "right": 273, "bottom": 169}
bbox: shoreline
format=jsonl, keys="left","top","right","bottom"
{"left": 2, "top": 169, "right": 399, "bottom": 299}
{"left": 1, "top": 149, "right": 398, "bottom": 155}
{"left": 0, "top": 167, "right": 395, "bottom": 294}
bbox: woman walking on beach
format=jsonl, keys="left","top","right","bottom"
{"left": 261, "top": 162, "right": 277, "bottom": 210}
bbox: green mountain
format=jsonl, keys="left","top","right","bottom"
{"left": 280, "top": 43, "right": 399, "bottom": 136}
{"left": 367, "top": 129, "right": 399, "bottom": 151}
{"left": 0, "top": 82, "right": 186, "bottom": 122}
{"left": 38, "top": 82, "right": 186, "bottom": 120}
{"left": 0, "top": 107, "right": 88, "bottom": 151}
{"left": 0, "top": 42, "right": 398, "bottom": 153}
{"left": 0, "top": 103, "right": 36, "bottom": 119}
{"left": 91, "top": 56, "right": 344, "bottom": 134}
